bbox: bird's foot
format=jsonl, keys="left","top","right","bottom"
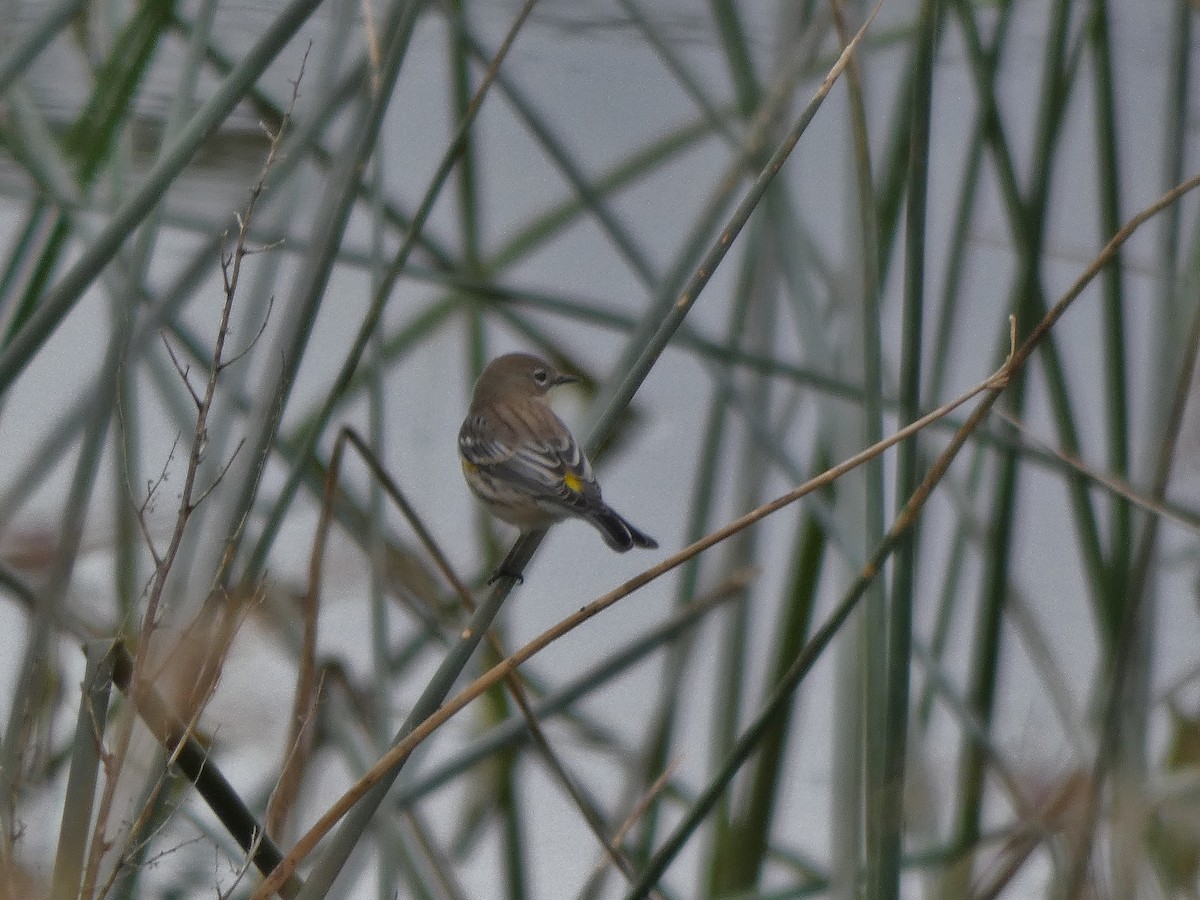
{"left": 487, "top": 567, "right": 524, "bottom": 586}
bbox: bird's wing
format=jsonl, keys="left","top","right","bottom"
{"left": 458, "top": 413, "right": 515, "bottom": 467}
{"left": 459, "top": 409, "right": 597, "bottom": 507}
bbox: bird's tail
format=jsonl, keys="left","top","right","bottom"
{"left": 587, "top": 506, "right": 659, "bottom": 552}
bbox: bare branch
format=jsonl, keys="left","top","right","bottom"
{"left": 219, "top": 295, "right": 276, "bottom": 373}
{"left": 160, "top": 334, "right": 202, "bottom": 410}
{"left": 190, "top": 439, "right": 245, "bottom": 510}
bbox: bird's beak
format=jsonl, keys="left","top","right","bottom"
{"left": 554, "top": 372, "right": 579, "bottom": 387}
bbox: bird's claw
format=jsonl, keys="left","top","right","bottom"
{"left": 488, "top": 568, "right": 524, "bottom": 586}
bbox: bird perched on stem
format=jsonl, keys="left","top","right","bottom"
{"left": 459, "top": 353, "right": 658, "bottom": 560}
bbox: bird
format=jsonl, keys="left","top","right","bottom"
{"left": 458, "top": 353, "right": 658, "bottom": 557}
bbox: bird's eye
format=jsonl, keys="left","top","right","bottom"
{"left": 532, "top": 368, "right": 549, "bottom": 385}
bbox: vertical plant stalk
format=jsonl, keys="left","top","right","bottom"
{"left": 944, "top": 2, "right": 1078, "bottom": 893}
{"left": 264, "top": 436, "right": 342, "bottom": 841}
{"left": 1089, "top": 0, "right": 1131, "bottom": 628}
{"left": 1081, "top": 3, "right": 1136, "bottom": 894}
{"left": 50, "top": 642, "right": 114, "bottom": 900}
{"left": 876, "top": 0, "right": 939, "bottom": 896}
{"left": 826, "top": 0, "right": 889, "bottom": 894}
{"left": 447, "top": 6, "right": 528, "bottom": 896}
{"left": 703, "top": 218, "right": 772, "bottom": 895}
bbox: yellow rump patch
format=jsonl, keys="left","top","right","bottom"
{"left": 563, "top": 472, "right": 583, "bottom": 494}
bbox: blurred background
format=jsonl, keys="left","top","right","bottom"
{"left": 0, "top": 0, "right": 1198, "bottom": 897}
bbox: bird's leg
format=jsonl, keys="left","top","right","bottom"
{"left": 487, "top": 542, "right": 529, "bottom": 585}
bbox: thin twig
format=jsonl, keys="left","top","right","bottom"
{"left": 581, "top": 758, "right": 681, "bottom": 896}
{"left": 84, "top": 48, "right": 310, "bottom": 899}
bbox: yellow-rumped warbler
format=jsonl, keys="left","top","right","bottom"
{"left": 459, "top": 353, "right": 658, "bottom": 553}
